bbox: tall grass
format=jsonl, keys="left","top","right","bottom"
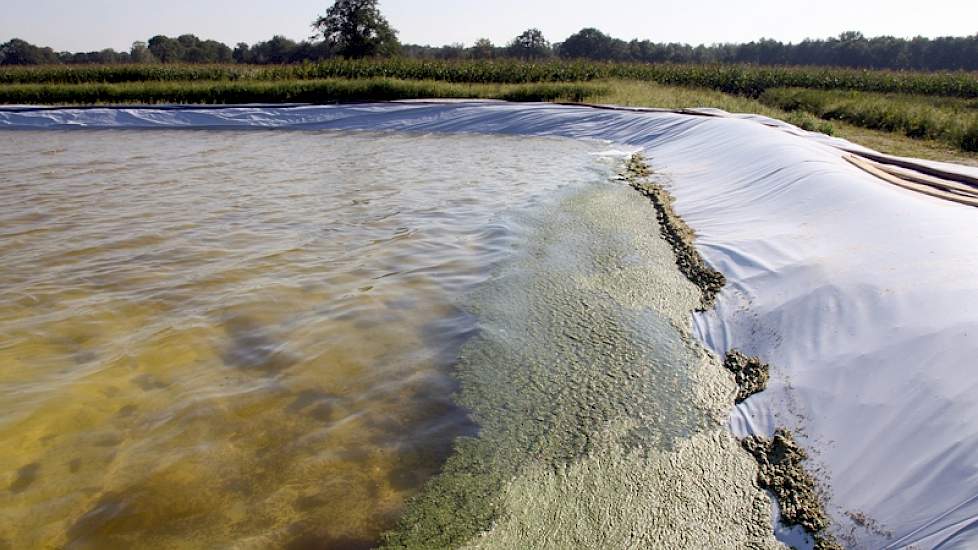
{"left": 761, "top": 87, "right": 978, "bottom": 151}
{"left": 0, "top": 78, "right": 605, "bottom": 105}
{"left": 3, "top": 60, "right": 978, "bottom": 98}
{"left": 596, "top": 80, "right": 835, "bottom": 134}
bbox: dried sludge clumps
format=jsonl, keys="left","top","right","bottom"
{"left": 741, "top": 429, "right": 843, "bottom": 550}
{"left": 621, "top": 154, "right": 726, "bottom": 310}
{"left": 723, "top": 350, "right": 770, "bottom": 403}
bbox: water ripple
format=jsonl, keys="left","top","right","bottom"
{"left": 0, "top": 129, "right": 615, "bottom": 548}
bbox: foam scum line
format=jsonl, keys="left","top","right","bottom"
{"left": 623, "top": 153, "right": 841, "bottom": 549}
{"left": 620, "top": 153, "right": 726, "bottom": 310}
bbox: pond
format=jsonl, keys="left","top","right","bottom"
{"left": 0, "top": 128, "right": 755, "bottom": 549}
{"left": 0, "top": 130, "right": 623, "bottom": 547}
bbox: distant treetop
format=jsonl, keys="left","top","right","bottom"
{"left": 507, "top": 29, "right": 551, "bottom": 60}
{"left": 559, "top": 28, "right": 621, "bottom": 61}
{"left": 3, "top": 16, "right": 978, "bottom": 72}
{"left": 313, "top": 0, "right": 400, "bottom": 59}
{"left": 147, "top": 35, "right": 232, "bottom": 64}
{"left": 0, "top": 38, "right": 60, "bottom": 65}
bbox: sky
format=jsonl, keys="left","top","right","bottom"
{"left": 3, "top": 0, "right": 977, "bottom": 52}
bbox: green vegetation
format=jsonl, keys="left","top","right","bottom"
{"left": 507, "top": 29, "right": 552, "bottom": 60}
{"left": 5, "top": 29, "right": 978, "bottom": 72}
{"left": 594, "top": 80, "right": 837, "bottom": 135}
{"left": 144, "top": 35, "right": 232, "bottom": 64}
{"left": 0, "top": 78, "right": 604, "bottom": 105}
{"left": 761, "top": 87, "right": 978, "bottom": 151}
{"left": 313, "top": 0, "right": 400, "bottom": 58}
{"left": 4, "top": 59, "right": 978, "bottom": 98}
{"left": 5, "top": 59, "right": 978, "bottom": 161}
{"left": 4, "top": 0, "right": 969, "bottom": 160}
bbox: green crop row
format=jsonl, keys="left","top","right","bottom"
{"left": 0, "top": 78, "right": 606, "bottom": 105}
{"left": 760, "top": 87, "right": 978, "bottom": 151}
{"left": 3, "top": 60, "right": 978, "bottom": 98}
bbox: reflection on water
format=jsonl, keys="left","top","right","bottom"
{"left": 0, "top": 130, "right": 613, "bottom": 548}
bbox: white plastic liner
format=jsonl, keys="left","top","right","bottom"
{"left": 4, "top": 102, "right": 978, "bottom": 548}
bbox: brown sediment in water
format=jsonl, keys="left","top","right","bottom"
{"left": 723, "top": 350, "right": 771, "bottom": 403}
{"left": 624, "top": 153, "right": 840, "bottom": 549}
{"left": 621, "top": 153, "right": 726, "bottom": 310}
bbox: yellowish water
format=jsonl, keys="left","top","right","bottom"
{"left": 0, "top": 130, "right": 614, "bottom": 549}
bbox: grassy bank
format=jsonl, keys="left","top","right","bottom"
{"left": 4, "top": 60, "right": 978, "bottom": 98}
{"left": 595, "top": 80, "right": 836, "bottom": 134}
{"left": 3, "top": 76, "right": 976, "bottom": 165}
{"left": 596, "top": 81, "right": 978, "bottom": 163}
{"left": 0, "top": 78, "right": 604, "bottom": 105}
{"left": 761, "top": 87, "right": 978, "bottom": 151}
{"left": 0, "top": 77, "right": 826, "bottom": 133}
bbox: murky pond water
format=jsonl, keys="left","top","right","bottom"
{"left": 0, "top": 130, "right": 618, "bottom": 549}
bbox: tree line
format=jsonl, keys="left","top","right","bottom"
{"left": 3, "top": 0, "right": 978, "bottom": 71}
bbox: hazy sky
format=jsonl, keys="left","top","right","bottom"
{"left": 3, "top": 0, "right": 977, "bottom": 52}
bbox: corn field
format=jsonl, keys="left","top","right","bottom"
{"left": 0, "top": 78, "right": 605, "bottom": 106}
{"left": 3, "top": 60, "right": 978, "bottom": 98}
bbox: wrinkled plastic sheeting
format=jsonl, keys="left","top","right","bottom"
{"left": 4, "top": 102, "right": 978, "bottom": 548}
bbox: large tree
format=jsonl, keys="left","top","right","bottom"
{"left": 0, "top": 38, "right": 60, "bottom": 65}
{"left": 506, "top": 28, "right": 551, "bottom": 59}
{"left": 147, "top": 35, "right": 184, "bottom": 63}
{"left": 146, "top": 34, "right": 231, "bottom": 63}
{"left": 130, "top": 41, "right": 157, "bottom": 63}
{"left": 470, "top": 38, "right": 495, "bottom": 60}
{"left": 558, "top": 28, "right": 620, "bottom": 60}
{"left": 313, "top": 0, "right": 399, "bottom": 58}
